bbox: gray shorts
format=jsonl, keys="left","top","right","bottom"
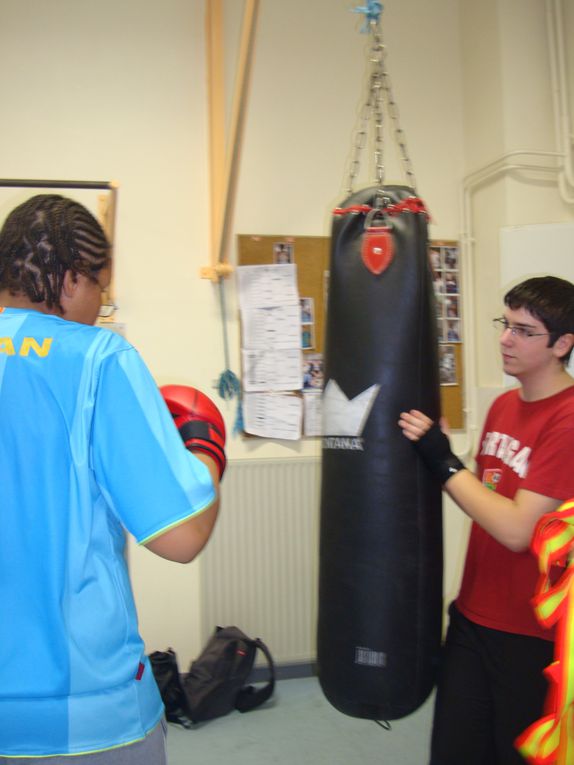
{"left": 0, "top": 719, "right": 167, "bottom": 765}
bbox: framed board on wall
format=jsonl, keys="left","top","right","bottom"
{"left": 237, "top": 234, "right": 330, "bottom": 355}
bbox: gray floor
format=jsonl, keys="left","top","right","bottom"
{"left": 166, "top": 677, "right": 434, "bottom": 764}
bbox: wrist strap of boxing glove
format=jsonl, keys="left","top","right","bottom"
{"left": 414, "top": 423, "right": 465, "bottom": 485}
{"left": 179, "top": 421, "right": 211, "bottom": 442}
{"left": 178, "top": 421, "right": 226, "bottom": 478}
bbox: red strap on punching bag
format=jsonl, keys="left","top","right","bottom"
{"left": 333, "top": 196, "right": 431, "bottom": 276}
{"left": 362, "top": 207, "right": 395, "bottom": 276}
{"left": 333, "top": 196, "right": 430, "bottom": 221}
{"left": 362, "top": 225, "right": 394, "bottom": 275}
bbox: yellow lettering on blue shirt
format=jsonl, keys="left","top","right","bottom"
{"left": 19, "top": 337, "right": 53, "bottom": 357}
{"left": 0, "top": 337, "right": 53, "bottom": 357}
{"left": 0, "top": 337, "right": 16, "bottom": 355}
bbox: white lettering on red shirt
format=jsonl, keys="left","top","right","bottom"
{"left": 480, "top": 430, "right": 531, "bottom": 478}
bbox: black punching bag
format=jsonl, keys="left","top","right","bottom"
{"left": 317, "top": 185, "right": 443, "bottom": 721}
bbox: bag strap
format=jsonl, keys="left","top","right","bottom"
{"left": 235, "top": 638, "right": 276, "bottom": 713}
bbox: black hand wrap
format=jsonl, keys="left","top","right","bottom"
{"left": 412, "top": 423, "right": 465, "bottom": 485}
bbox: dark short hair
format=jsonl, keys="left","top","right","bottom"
{"left": 0, "top": 194, "right": 111, "bottom": 311}
{"left": 504, "top": 276, "right": 574, "bottom": 363}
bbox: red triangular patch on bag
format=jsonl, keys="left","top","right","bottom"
{"left": 361, "top": 227, "right": 394, "bottom": 275}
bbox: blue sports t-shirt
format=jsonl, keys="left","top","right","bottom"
{"left": 0, "top": 308, "right": 216, "bottom": 756}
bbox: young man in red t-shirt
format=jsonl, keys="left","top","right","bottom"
{"left": 399, "top": 275, "right": 574, "bottom": 765}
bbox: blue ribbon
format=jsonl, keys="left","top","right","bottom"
{"left": 351, "top": 1, "right": 383, "bottom": 32}
{"left": 217, "top": 279, "right": 243, "bottom": 435}
{"left": 217, "top": 368, "right": 244, "bottom": 435}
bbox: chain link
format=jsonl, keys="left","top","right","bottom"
{"left": 345, "top": 17, "right": 417, "bottom": 201}
{"left": 379, "top": 21, "right": 417, "bottom": 192}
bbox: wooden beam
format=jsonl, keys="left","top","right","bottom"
{"left": 205, "top": 0, "right": 226, "bottom": 273}
{"left": 202, "top": 0, "right": 260, "bottom": 282}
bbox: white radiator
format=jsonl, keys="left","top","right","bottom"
{"left": 200, "top": 458, "right": 321, "bottom": 666}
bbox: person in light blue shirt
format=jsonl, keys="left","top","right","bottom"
{"left": 0, "top": 195, "right": 224, "bottom": 763}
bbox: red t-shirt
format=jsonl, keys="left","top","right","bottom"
{"left": 456, "top": 385, "right": 574, "bottom": 641}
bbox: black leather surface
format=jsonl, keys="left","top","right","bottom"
{"left": 317, "top": 186, "right": 443, "bottom": 720}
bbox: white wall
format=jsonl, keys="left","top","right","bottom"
{"left": 459, "top": 0, "right": 573, "bottom": 387}
{"left": 1, "top": 0, "right": 572, "bottom": 662}
{"left": 445, "top": 0, "right": 574, "bottom": 613}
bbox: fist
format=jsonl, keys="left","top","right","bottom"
{"left": 161, "top": 385, "right": 227, "bottom": 479}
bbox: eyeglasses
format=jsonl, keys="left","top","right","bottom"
{"left": 492, "top": 317, "right": 551, "bottom": 339}
{"left": 98, "top": 303, "right": 118, "bottom": 319}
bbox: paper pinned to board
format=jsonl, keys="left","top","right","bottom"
{"left": 238, "top": 263, "right": 302, "bottom": 397}
{"left": 241, "top": 348, "right": 302, "bottom": 392}
{"left": 237, "top": 263, "right": 304, "bottom": 436}
{"left": 237, "top": 263, "right": 299, "bottom": 308}
{"left": 241, "top": 304, "right": 301, "bottom": 350}
{"left": 243, "top": 392, "right": 302, "bottom": 440}
{"left": 303, "top": 390, "right": 322, "bottom": 437}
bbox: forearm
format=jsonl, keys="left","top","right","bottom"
{"left": 444, "top": 470, "right": 534, "bottom": 552}
{"left": 174, "top": 452, "right": 220, "bottom": 560}
{"left": 144, "top": 502, "right": 218, "bottom": 563}
{"left": 145, "top": 453, "right": 220, "bottom": 563}
{"left": 148, "top": 385, "right": 225, "bottom": 562}
{"left": 399, "top": 410, "right": 557, "bottom": 552}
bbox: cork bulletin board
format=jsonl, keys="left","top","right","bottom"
{"left": 237, "top": 234, "right": 464, "bottom": 434}
{"left": 237, "top": 234, "right": 330, "bottom": 355}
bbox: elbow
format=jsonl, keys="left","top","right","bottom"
{"left": 144, "top": 501, "right": 218, "bottom": 563}
{"left": 505, "top": 540, "right": 530, "bottom": 554}
{"left": 143, "top": 529, "right": 207, "bottom": 563}
{"left": 144, "top": 543, "right": 201, "bottom": 564}
{"left": 172, "top": 551, "right": 198, "bottom": 564}
{"left": 169, "top": 532, "right": 213, "bottom": 564}
{"left": 163, "top": 535, "right": 212, "bottom": 564}
{"left": 500, "top": 531, "right": 532, "bottom": 554}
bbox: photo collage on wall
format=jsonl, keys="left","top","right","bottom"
{"left": 430, "top": 242, "right": 461, "bottom": 387}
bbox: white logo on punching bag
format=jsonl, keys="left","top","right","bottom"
{"left": 322, "top": 380, "right": 380, "bottom": 450}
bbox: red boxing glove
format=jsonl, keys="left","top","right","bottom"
{"left": 161, "top": 385, "right": 227, "bottom": 479}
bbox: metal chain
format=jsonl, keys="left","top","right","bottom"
{"left": 371, "top": 24, "right": 386, "bottom": 206}
{"left": 345, "top": 17, "right": 417, "bottom": 200}
{"left": 377, "top": 21, "right": 417, "bottom": 192}
{"left": 345, "top": 24, "right": 385, "bottom": 199}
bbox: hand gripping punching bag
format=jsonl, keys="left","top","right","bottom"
{"left": 317, "top": 185, "right": 443, "bottom": 721}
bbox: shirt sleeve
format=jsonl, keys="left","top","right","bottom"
{"left": 521, "top": 424, "right": 574, "bottom": 501}
{"left": 90, "top": 347, "right": 216, "bottom": 543}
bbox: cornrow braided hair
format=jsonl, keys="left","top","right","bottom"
{"left": 0, "top": 194, "right": 111, "bottom": 311}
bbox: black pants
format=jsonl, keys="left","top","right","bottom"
{"left": 430, "top": 603, "right": 554, "bottom": 765}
